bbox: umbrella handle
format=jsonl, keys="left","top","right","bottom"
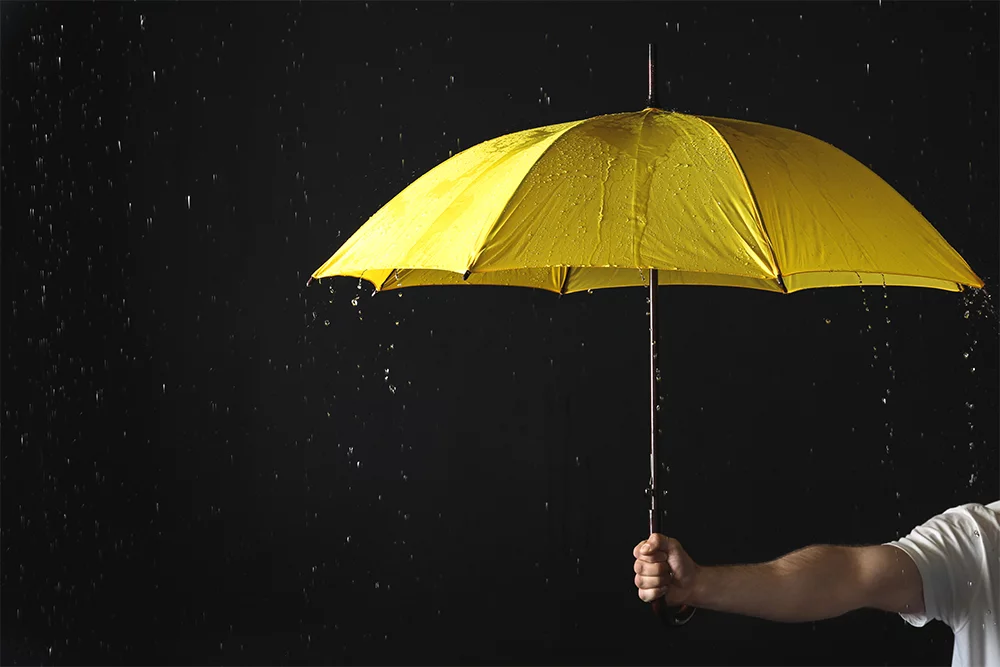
{"left": 652, "top": 598, "right": 697, "bottom": 626}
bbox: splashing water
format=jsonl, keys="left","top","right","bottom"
{"left": 860, "top": 278, "right": 903, "bottom": 536}
{"left": 959, "top": 287, "right": 993, "bottom": 494}
{"left": 962, "top": 286, "right": 997, "bottom": 325}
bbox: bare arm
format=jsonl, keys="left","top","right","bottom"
{"left": 635, "top": 536, "right": 925, "bottom": 624}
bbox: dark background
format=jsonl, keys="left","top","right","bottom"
{"left": 2, "top": 1, "right": 998, "bottom": 665}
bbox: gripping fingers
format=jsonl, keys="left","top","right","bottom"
{"left": 633, "top": 542, "right": 667, "bottom": 562}
{"left": 634, "top": 560, "right": 670, "bottom": 575}
{"left": 633, "top": 551, "right": 667, "bottom": 564}
{"left": 636, "top": 580, "right": 669, "bottom": 602}
{"left": 634, "top": 572, "right": 669, "bottom": 590}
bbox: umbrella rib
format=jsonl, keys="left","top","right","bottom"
{"left": 692, "top": 115, "right": 785, "bottom": 291}
{"left": 558, "top": 266, "right": 571, "bottom": 294}
{"left": 630, "top": 109, "right": 654, "bottom": 268}
{"left": 377, "top": 270, "right": 395, "bottom": 292}
{"left": 465, "top": 120, "right": 590, "bottom": 278}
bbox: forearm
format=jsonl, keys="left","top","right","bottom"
{"left": 691, "top": 545, "right": 859, "bottom": 623}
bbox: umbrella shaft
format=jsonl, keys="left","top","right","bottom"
{"left": 649, "top": 268, "right": 661, "bottom": 536}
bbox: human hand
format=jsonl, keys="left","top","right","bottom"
{"left": 633, "top": 533, "right": 700, "bottom": 606}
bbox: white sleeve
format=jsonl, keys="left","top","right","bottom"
{"left": 884, "top": 506, "right": 982, "bottom": 632}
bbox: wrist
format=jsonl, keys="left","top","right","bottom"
{"left": 689, "top": 564, "right": 709, "bottom": 607}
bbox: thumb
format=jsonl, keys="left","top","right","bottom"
{"left": 644, "top": 533, "right": 665, "bottom": 553}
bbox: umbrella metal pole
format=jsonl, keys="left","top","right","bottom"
{"left": 646, "top": 41, "right": 695, "bottom": 626}
{"left": 647, "top": 45, "right": 660, "bottom": 543}
{"left": 647, "top": 270, "right": 695, "bottom": 627}
{"left": 648, "top": 269, "right": 660, "bottom": 538}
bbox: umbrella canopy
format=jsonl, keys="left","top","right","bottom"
{"left": 311, "top": 108, "right": 983, "bottom": 294}
{"left": 310, "top": 77, "right": 983, "bottom": 627}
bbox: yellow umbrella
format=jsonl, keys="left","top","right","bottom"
{"left": 310, "top": 45, "right": 982, "bottom": 625}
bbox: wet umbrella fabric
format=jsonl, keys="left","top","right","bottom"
{"left": 312, "top": 109, "right": 982, "bottom": 294}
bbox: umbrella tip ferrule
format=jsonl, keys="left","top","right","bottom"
{"left": 647, "top": 43, "right": 658, "bottom": 108}
{"left": 305, "top": 276, "right": 314, "bottom": 287}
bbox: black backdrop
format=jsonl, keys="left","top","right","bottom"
{"left": 2, "top": 2, "right": 998, "bottom": 665}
